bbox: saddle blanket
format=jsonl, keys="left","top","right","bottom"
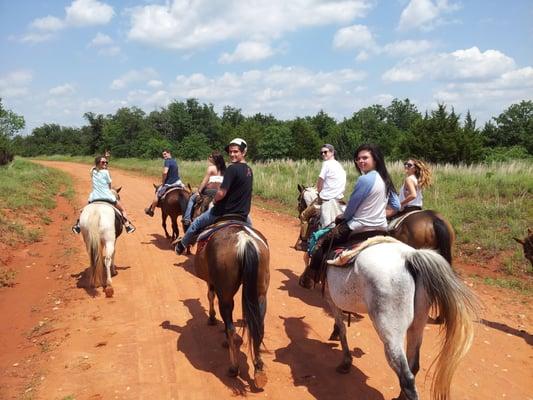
{"left": 327, "top": 236, "right": 401, "bottom": 267}
{"left": 196, "top": 220, "right": 268, "bottom": 254}
{"left": 387, "top": 210, "right": 424, "bottom": 231}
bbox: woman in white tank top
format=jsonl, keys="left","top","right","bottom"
{"left": 398, "top": 158, "right": 432, "bottom": 215}
{"left": 183, "top": 151, "right": 226, "bottom": 228}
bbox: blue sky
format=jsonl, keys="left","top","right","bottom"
{"left": 1, "top": 0, "right": 532, "bottom": 135}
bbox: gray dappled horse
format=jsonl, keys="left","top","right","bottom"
{"left": 300, "top": 239, "right": 478, "bottom": 400}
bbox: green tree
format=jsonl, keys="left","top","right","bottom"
{"left": 177, "top": 132, "right": 211, "bottom": 160}
{"left": 308, "top": 110, "right": 338, "bottom": 139}
{"left": 288, "top": 118, "right": 321, "bottom": 159}
{"left": 257, "top": 125, "right": 293, "bottom": 159}
{"left": 0, "top": 99, "right": 25, "bottom": 164}
{"left": 483, "top": 100, "right": 533, "bottom": 154}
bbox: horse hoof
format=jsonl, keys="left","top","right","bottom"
{"left": 228, "top": 366, "right": 239, "bottom": 377}
{"left": 298, "top": 275, "right": 313, "bottom": 289}
{"left": 335, "top": 362, "right": 352, "bottom": 374}
{"left": 329, "top": 332, "right": 340, "bottom": 341}
{"left": 207, "top": 316, "right": 217, "bottom": 326}
{"left": 254, "top": 370, "right": 268, "bottom": 389}
{"left": 104, "top": 286, "right": 114, "bottom": 298}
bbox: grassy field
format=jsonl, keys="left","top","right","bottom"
{"left": 33, "top": 155, "right": 533, "bottom": 277}
{"left": 0, "top": 159, "right": 74, "bottom": 286}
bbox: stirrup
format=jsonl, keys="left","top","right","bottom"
{"left": 72, "top": 225, "right": 81, "bottom": 234}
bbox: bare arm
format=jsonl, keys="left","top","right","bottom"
{"left": 214, "top": 187, "right": 228, "bottom": 203}
{"left": 198, "top": 165, "right": 216, "bottom": 193}
{"left": 316, "top": 177, "right": 324, "bottom": 194}
{"left": 400, "top": 177, "right": 417, "bottom": 208}
{"left": 161, "top": 166, "right": 169, "bottom": 185}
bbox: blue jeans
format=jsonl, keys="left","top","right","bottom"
{"left": 181, "top": 208, "right": 217, "bottom": 247}
{"left": 183, "top": 192, "right": 198, "bottom": 224}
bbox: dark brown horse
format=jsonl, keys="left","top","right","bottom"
{"left": 514, "top": 228, "right": 533, "bottom": 266}
{"left": 153, "top": 184, "right": 190, "bottom": 241}
{"left": 194, "top": 224, "right": 270, "bottom": 388}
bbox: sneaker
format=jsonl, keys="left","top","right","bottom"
{"left": 72, "top": 225, "right": 81, "bottom": 234}
{"left": 125, "top": 224, "right": 136, "bottom": 234}
{"left": 144, "top": 207, "right": 154, "bottom": 217}
{"left": 174, "top": 240, "right": 186, "bottom": 255}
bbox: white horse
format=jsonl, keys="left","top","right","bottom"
{"left": 79, "top": 200, "right": 121, "bottom": 297}
{"left": 300, "top": 239, "right": 478, "bottom": 400}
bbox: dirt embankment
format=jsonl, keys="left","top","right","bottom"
{"left": 0, "top": 161, "right": 531, "bottom": 400}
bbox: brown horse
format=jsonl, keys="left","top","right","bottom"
{"left": 153, "top": 184, "right": 190, "bottom": 241}
{"left": 194, "top": 224, "right": 270, "bottom": 388}
{"left": 514, "top": 228, "right": 533, "bottom": 266}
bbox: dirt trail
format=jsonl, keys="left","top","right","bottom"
{"left": 1, "top": 160, "right": 531, "bottom": 400}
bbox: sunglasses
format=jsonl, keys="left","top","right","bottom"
{"left": 320, "top": 150, "right": 329, "bottom": 155}
{"left": 100, "top": 161, "right": 108, "bottom": 165}
{"left": 404, "top": 162, "right": 414, "bottom": 168}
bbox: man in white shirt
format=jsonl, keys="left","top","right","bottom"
{"left": 317, "top": 144, "right": 346, "bottom": 228}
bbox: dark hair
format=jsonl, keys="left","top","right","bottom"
{"left": 94, "top": 156, "right": 106, "bottom": 166}
{"left": 353, "top": 144, "right": 397, "bottom": 196}
{"left": 210, "top": 150, "right": 226, "bottom": 174}
{"left": 162, "top": 149, "right": 171, "bottom": 154}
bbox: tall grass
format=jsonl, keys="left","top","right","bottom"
{"left": 33, "top": 155, "right": 532, "bottom": 274}
{"left": 0, "top": 159, "right": 74, "bottom": 246}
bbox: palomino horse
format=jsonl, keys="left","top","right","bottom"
{"left": 296, "top": 185, "right": 455, "bottom": 263}
{"left": 79, "top": 189, "right": 123, "bottom": 298}
{"left": 300, "top": 238, "right": 477, "bottom": 400}
{"left": 194, "top": 224, "right": 270, "bottom": 388}
{"left": 153, "top": 184, "right": 190, "bottom": 241}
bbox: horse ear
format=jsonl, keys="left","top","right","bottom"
{"left": 514, "top": 237, "right": 525, "bottom": 245}
{"left": 298, "top": 184, "right": 304, "bottom": 193}
{"left": 188, "top": 183, "right": 192, "bottom": 192}
{"left": 528, "top": 227, "right": 532, "bottom": 235}
{"left": 116, "top": 186, "right": 122, "bottom": 193}
{"left": 153, "top": 183, "right": 158, "bottom": 189}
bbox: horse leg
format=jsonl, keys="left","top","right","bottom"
{"left": 207, "top": 285, "right": 217, "bottom": 325}
{"left": 371, "top": 312, "right": 418, "bottom": 400}
{"left": 325, "top": 290, "right": 352, "bottom": 373}
{"left": 219, "top": 299, "right": 239, "bottom": 377}
{"left": 253, "top": 294, "right": 268, "bottom": 389}
{"left": 161, "top": 211, "right": 170, "bottom": 239}
{"left": 171, "top": 215, "right": 179, "bottom": 242}
{"left": 103, "top": 240, "right": 115, "bottom": 298}
{"left": 406, "top": 290, "right": 431, "bottom": 377}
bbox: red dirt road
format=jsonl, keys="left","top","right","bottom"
{"left": 1, "top": 161, "right": 532, "bottom": 400}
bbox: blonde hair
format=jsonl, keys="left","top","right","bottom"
{"left": 410, "top": 158, "right": 432, "bottom": 189}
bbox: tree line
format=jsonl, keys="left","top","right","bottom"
{"left": 1, "top": 97, "right": 532, "bottom": 165}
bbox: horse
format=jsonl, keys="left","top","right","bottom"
{"left": 153, "top": 184, "right": 190, "bottom": 241}
{"left": 193, "top": 224, "right": 270, "bottom": 388}
{"left": 513, "top": 228, "right": 533, "bottom": 266}
{"left": 79, "top": 188, "right": 123, "bottom": 298}
{"left": 299, "top": 238, "right": 478, "bottom": 400}
{"left": 296, "top": 184, "right": 455, "bottom": 264}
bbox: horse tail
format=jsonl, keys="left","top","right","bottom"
{"left": 237, "top": 230, "right": 264, "bottom": 360}
{"left": 428, "top": 210, "right": 453, "bottom": 265}
{"left": 406, "top": 249, "right": 478, "bottom": 400}
{"left": 86, "top": 209, "right": 104, "bottom": 288}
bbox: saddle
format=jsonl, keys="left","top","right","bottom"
{"left": 388, "top": 210, "right": 424, "bottom": 231}
{"left": 160, "top": 185, "right": 186, "bottom": 202}
{"left": 86, "top": 200, "right": 124, "bottom": 238}
{"left": 327, "top": 236, "right": 401, "bottom": 266}
{"left": 196, "top": 219, "right": 267, "bottom": 254}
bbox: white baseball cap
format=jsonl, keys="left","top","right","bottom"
{"left": 225, "top": 138, "right": 247, "bottom": 152}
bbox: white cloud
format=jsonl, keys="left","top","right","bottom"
{"left": 398, "top": 0, "right": 460, "bottom": 31}
{"left": 147, "top": 80, "right": 163, "bottom": 88}
{"left": 30, "top": 15, "right": 65, "bottom": 31}
{"left": 219, "top": 41, "right": 275, "bottom": 64}
{"left": 127, "top": 0, "right": 373, "bottom": 50}
{"left": 168, "top": 66, "right": 367, "bottom": 118}
{"left": 49, "top": 83, "right": 76, "bottom": 96}
{"left": 98, "top": 45, "right": 121, "bottom": 56}
{"left": 382, "top": 39, "right": 434, "bottom": 57}
{"left": 0, "top": 70, "right": 33, "bottom": 98}
{"left": 65, "top": 0, "right": 114, "bottom": 27}
{"left": 333, "top": 24, "right": 375, "bottom": 50}
{"left": 89, "top": 32, "right": 113, "bottom": 47}
{"left": 382, "top": 47, "right": 516, "bottom": 82}
{"left": 110, "top": 68, "right": 158, "bottom": 90}
{"left": 23, "top": 0, "right": 114, "bottom": 43}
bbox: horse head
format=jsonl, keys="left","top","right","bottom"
{"left": 297, "top": 185, "right": 318, "bottom": 215}
{"left": 192, "top": 193, "right": 214, "bottom": 221}
{"left": 513, "top": 228, "right": 533, "bottom": 266}
{"left": 111, "top": 186, "right": 122, "bottom": 200}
